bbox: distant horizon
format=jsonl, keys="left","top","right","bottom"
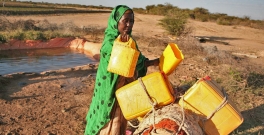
{"left": 17, "top": 0, "right": 264, "bottom": 20}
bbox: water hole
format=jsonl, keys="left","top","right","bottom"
{"left": 0, "top": 48, "right": 98, "bottom": 75}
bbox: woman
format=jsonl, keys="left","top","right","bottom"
{"left": 85, "top": 5, "right": 159, "bottom": 135}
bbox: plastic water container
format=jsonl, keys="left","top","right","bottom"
{"left": 107, "top": 36, "right": 139, "bottom": 77}
{"left": 116, "top": 72, "right": 175, "bottom": 120}
{"left": 159, "top": 43, "right": 184, "bottom": 75}
{"left": 178, "top": 76, "right": 243, "bottom": 135}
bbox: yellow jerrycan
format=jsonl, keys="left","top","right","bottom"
{"left": 116, "top": 72, "right": 175, "bottom": 120}
{"left": 107, "top": 35, "right": 139, "bottom": 77}
{"left": 159, "top": 43, "right": 184, "bottom": 75}
{"left": 178, "top": 76, "right": 244, "bottom": 135}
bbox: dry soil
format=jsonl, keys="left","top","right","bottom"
{"left": 1, "top": 13, "right": 264, "bottom": 135}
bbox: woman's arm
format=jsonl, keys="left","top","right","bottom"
{"left": 144, "top": 58, "right": 160, "bottom": 67}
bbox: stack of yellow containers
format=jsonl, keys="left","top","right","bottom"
{"left": 115, "top": 41, "right": 243, "bottom": 134}
{"left": 116, "top": 43, "right": 184, "bottom": 120}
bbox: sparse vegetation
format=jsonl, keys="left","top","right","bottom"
{"left": 0, "top": 1, "right": 112, "bottom": 15}
{"left": 0, "top": 17, "right": 105, "bottom": 42}
{"left": 1, "top": 1, "right": 263, "bottom": 40}
{"left": 137, "top": 3, "right": 264, "bottom": 30}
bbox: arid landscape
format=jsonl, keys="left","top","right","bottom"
{"left": 0, "top": 12, "right": 264, "bottom": 135}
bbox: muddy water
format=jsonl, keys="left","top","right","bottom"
{"left": 0, "top": 48, "right": 98, "bottom": 75}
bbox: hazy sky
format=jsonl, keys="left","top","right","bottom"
{"left": 20, "top": 0, "right": 264, "bottom": 20}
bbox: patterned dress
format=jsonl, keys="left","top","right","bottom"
{"left": 84, "top": 5, "right": 148, "bottom": 135}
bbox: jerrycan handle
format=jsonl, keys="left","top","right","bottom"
{"left": 115, "top": 35, "right": 137, "bottom": 49}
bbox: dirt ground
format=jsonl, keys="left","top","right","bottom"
{"left": 1, "top": 13, "right": 264, "bottom": 134}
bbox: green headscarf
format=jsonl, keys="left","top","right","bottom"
{"left": 84, "top": 5, "right": 148, "bottom": 135}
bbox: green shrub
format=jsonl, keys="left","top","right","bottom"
{"left": 0, "top": 34, "right": 7, "bottom": 43}
{"left": 146, "top": 3, "right": 177, "bottom": 15}
{"left": 229, "top": 68, "right": 243, "bottom": 82}
{"left": 231, "top": 18, "right": 242, "bottom": 25}
{"left": 216, "top": 17, "right": 232, "bottom": 25}
{"left": 158, "top": 9, "right": 188, "bottom": 36}
{"left": 133, "top": 8, "right": 146, "bottom": 14}
{"left": 193, "top": 7, "right": 209, "bottom": 15}
{"left": 13, "top": 31, "right": 26, "bottom": 40}
{"left": 196, "top": 14, "right": 209, "bottom": 22}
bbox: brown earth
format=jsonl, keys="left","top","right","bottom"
{"left": 1, "top": 13, "right": 264, "bottom": 135}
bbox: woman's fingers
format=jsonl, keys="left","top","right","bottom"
{"left": 120, "top": 34, "right": 129, "bottom": 42}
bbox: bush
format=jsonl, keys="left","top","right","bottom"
{"left": 146, "top": 3, "right": 177, "bottom": 15}
{"left": 133, "top": 8, "right": 146, "bottom": 14}
{"left": 158, "top": 9, "right": 188, "bottom": 36}
{"left": 0, "top": 34, "right": 8, "bottom": 43}
{"left": 195, "top": 14, "right": 209, "bottom": 22}
{"left": 216, "top": 17, "right": 232, "bottom": 25}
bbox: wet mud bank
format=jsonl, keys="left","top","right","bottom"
{"left": 0, "top": 38, "right": 102, "bottom": 61}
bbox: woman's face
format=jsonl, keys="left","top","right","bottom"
{"left": 118, "top": 10, "right": 134, "bottom": 35}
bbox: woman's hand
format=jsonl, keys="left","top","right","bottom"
{"left": 120, "top": 33, "right": 130, "bottom": 42}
